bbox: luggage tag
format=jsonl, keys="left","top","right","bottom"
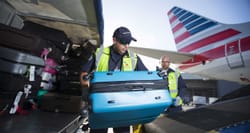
{"left": 29, "top": 65, "right": 35, "bottom": 81}
{"left": 9, "top": 91, "right": 23, "bottom": 114}
{"left": 24, "top": 84, "right": 32, "bottom": 98}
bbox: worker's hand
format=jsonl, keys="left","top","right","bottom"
{"left": 173, "top": 96, "right": 181, "bottom": 106}
{"left": 80, "top": 72, "right": 90, "bottom": 88}
{"left": 182, "top": 93, "right": 191, "bottom": 105}
{"left": 80, "top": 72, "right": 91, "bottom": 101}
{"left": 157, "top": 69, "right": 168, "bottom": 79}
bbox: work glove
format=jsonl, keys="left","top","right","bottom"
{"left": 156, "top": 67, "right": 168, "bottom": 79}
{"left": 80, "top": 72, "right": 93, "bottom": 101}
{"left": 183, "top": 95, "right": 191, "bottom": 104}
{"left": 173, "top": 96, "right": 181, "bottom": 106}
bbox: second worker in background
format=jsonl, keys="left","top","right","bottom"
{"left": 158, "top": 55, "right": 191, "bottom": 114}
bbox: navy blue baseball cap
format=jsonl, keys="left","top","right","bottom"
{"left": 113, "top": 27, "right": 137, "bottom": 44}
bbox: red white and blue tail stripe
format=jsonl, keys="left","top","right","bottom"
{"left": 168, "top": 6, "right": 218, "bottom": 45}
{"left": 168, "top": 6, "right": 250, "bottom": 70}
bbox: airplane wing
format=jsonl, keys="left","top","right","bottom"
{"left": 129, "top": 46, "right": 195, "bottom": 64}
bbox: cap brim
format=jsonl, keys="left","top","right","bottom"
{"left": 131, "top": 37, "right": 137, "bottom": 42}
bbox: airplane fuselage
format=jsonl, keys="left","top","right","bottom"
{"left": 177, "top": 23, "right": 250, "bottom": 84}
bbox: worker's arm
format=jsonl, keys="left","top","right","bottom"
{"left": 80, "top": 54, "right": 95, "bottom": 88}
{"left": 80, "top": 71, "right": 91, "bottom": 102}
{"left": 178, "top": 75, "right": 191, "bottom": 104}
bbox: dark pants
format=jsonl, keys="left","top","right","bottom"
{"left": 164, "top": 105, "right": 182, "bottom": 115}
{"left": 90, "top": 126, "right": 130, "bottom": 133}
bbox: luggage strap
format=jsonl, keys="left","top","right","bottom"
{"left": 90, "top": 80, "right": 168, "bottom": 92}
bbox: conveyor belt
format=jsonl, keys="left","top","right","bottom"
{"left": 144, "top": 94, "right": 250, "bottom": 133}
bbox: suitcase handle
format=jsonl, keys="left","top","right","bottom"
{"left": 106, "top": 72, "right": 113, "bottom": 76}
{"left": 107, "top": 100, "right": 115, "bottom": 104}
{"left": 155, "top": 96, "right": 161, "bottom": 100}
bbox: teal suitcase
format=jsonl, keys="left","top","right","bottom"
{"left": 89, "top": 71, "right": 172, "bottom": 129}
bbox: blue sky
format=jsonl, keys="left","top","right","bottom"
{"left": 102, "top": 0, "right": 250, "bottom": 70}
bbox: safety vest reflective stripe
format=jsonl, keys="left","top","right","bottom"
{"left": 95, "top": 47, "right": 109, "bottom": 71}
{"left": 169, "top": 89, "right": 178, "bottom": 94}
{"left": 128, "top": 50, "right": 136, "bottom": 70}
{"left": 95, "top": 45, "right": 104, "bottom": 68}
{"left": 175, "top": 69, "right": 179, "bottom": 91}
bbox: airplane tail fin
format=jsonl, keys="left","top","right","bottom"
{"left": 167, "top": 6, "right": 248, "bottom": 54}
{"left": 132, "top": 6, "right": 249, "bottom": 68}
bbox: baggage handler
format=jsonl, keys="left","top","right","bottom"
{"left": 80, "top": 26, "right": 148, "bottom": 133}
{"left": 158, "top": 55, "right": 191, "bottom": 114}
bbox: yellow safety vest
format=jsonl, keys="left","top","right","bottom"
{"left": 95, "top": 47, "right": 137, "bottom": 71}
{"left": 168, "top": 71, "right": 183, "bottom": 105}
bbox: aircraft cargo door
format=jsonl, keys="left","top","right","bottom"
{"left": 225, "top": 39, "right": 244, "bottom": 69}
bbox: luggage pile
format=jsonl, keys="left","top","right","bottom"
{"left": 0, "top": 22, "right": 88, "bottom": 114}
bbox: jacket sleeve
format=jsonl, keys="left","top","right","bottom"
{"left": 81, "top": 55, "right": 95, "bottom": 73}
{"left": 135, "top": 56, "right": 148, "bottom": 71}
{"left": 178, "top": 75, "right": 191, "bottom": 104}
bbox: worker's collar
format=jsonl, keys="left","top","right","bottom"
{"left": 110, "top": 46, "right": 129, "bottom": 56}
{"left": 162, "top": 68, "right": 175, "bottom": 73}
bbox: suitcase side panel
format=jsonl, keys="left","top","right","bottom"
{"left": 22, "top": 21, "right": 71, "bottom": 53}
{"left": 90, "top": 90, "right": 172, "bottom": 113}
{"left": 89, "top": 89, "right": 172, "bottom": 129}
{"left": 0, "top": 72, "right": 41, "bottom": 93}
{"left": 0, "top": 23, "right": 49, "bottom": 56}
{"left": 0, "top": 59, "right": 27, "bottom": 74}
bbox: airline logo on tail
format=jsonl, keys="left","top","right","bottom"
{"left": 168, "top": 7, "right": 218, "bottom": 45}
{"left": 167, "top": 6, "right": 250, "bottom": 70}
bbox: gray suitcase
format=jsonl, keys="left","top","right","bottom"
{"left": 0, "top": 47, "right": 45, "bottom": 75}
{"left": 0, "top": 23, "right": 49, "bottom": 56}
{"left": 0, "top": 59, "right": 27, "bottom": 75}
{"left": 0, "top": 46, "right": 44, "bottom": 66}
